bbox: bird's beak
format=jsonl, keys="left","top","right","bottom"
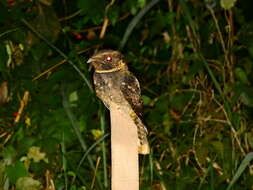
{"left": 87, "top": 58, "right": 95, "bottom": 63}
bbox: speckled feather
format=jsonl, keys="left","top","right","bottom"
{"left": 89, "top": 50, "right": 150, "bottom": 154}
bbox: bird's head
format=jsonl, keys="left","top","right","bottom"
{"left": 87, "top": 50, "right": 127, "bottom": 73}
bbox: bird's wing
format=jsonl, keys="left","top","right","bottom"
{"left": 120, "top": 71, "right": 143, "bottom": 117}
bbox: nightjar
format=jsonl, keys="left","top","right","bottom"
{"left": 87, "top": 50, "right": 150, "bottom": 155}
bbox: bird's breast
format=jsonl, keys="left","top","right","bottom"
{"left": 93, "top": 72, "right": 123, "bottom": 105}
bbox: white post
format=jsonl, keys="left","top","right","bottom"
{"left": 110, "top": 104, "right": 139, "bottom": 190}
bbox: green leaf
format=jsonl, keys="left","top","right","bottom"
{"left": 170, "top": 92, "right": 194, "bottom": 111}
{"left": 77, "top": 0, "right": 106, "bottom": 24}
{"left": 235, "top": 67, "right": 249, "bottom": 84}
{"left": 137, "top": 0, "right": 146, "bottom": 8}
{"left": 240, "top": 91, "right": 253, "bottom": 107}
{"left": 16, "top": 177, "right": 41, "bottom": 190}
{"left": 1, "top": 146, "right": 16, "bottom": 163}
{"left": 108, "top": 7, "right": 119, "bottom": 25}
{"left": 5, "top": 161, "right": 28, "bottom": 184}
{"left": 220, "top": 0, "right": 237, "bottom": 10}
{"left": 142, "top": 95, "right": 151, "bottom": 106}
{"left": 231, "top": 84, "right": 253, "bottom": 107}
{"left": 27, "top": 146, "right": 47, "bottom": 163}
{"left": 91, "top": 129, "right": 103, "bottom": 140}
{"left": 69, "top": 91, "right": 79, "bottom": 103}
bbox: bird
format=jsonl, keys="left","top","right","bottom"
{"left": 87, "top": 49, "right": 150, "bottom": 155}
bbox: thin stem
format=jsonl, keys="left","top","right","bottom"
{"left": 99, "top": 105, "right": 108, "bottom": 188}
{"left": 119, "top": 0, "right": 160, "bottom": 50}
{"left": 61, "top": 133, "right": 68, "bottom": 190}
{"left": 0, "top": 28, "right": 20, "bottom": 39}
{"left": 199, "top": 54, "right": 223, "bottom": 97}
{"left": 207, "top": 6, "right": 231, "bottom": 83}
{"left": 58, "top": 9, "right": 82, "bottom": 22}
{"left": 61, "top": 83, "right": 102, "bottom": 189}
{"left": 207, "top": 7, "right": 226, "bottom": 53}
{"left": 71, "top": 133, "right": 109, "bottom": 185}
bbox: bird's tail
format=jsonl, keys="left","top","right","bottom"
{"left": 134, "top": 116, "right": 150, "bottom": 155}
{"left": 138, "top": 140, "right": 150, "bottom": 155}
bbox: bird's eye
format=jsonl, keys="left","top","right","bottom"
{"left": 105, "top": 56, "right": 112, "bottom": 62}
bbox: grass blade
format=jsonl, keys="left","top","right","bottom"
{"left": 226, "top": 152, "right": 253, "bottom": 190}
{"left": 61, "top": 83, "right": 102, "bottom": 189}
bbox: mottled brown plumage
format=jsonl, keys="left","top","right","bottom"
{"left": 87, "top": 50, "right": 149, "bottom": 154}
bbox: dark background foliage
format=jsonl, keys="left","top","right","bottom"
{"left": 1, "top": 0, "right": 253, "bottom": 189}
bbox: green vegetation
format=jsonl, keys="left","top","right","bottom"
{"left": 0, "top": 0, "right": 253, "bottom": 189}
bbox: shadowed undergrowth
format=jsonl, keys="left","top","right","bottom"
{"left": 0, "top": 0, "right": 253, "bottom": 189}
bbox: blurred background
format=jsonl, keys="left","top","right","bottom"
{"left": 0, "top": 0, "right": 253, "bottom": 189}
